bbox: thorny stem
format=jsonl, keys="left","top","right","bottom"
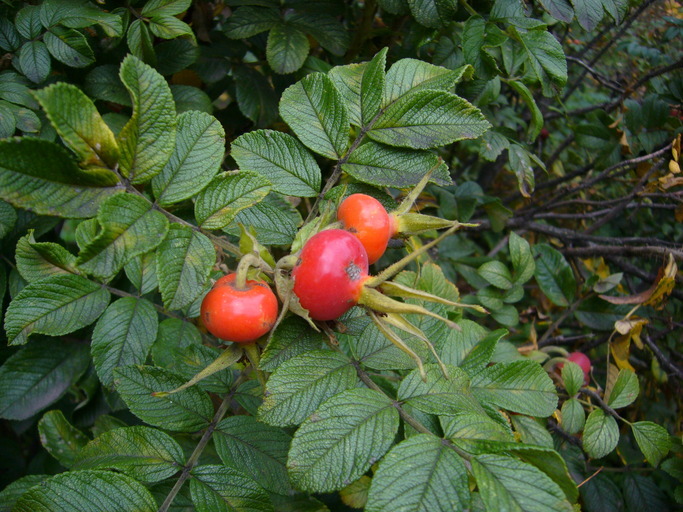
{"left": 158, "top": 374, "right": 248, "bottom": 512}
{"left": 581, "top": 387, "right": 625, "bottom": 422}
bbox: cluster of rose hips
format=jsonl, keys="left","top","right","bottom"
{"left": 200, "top": 171, "right": 479, "bottom": 380}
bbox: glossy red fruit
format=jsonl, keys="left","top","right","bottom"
{"left": 200, "top": 273, "right": 278, "bottom": 343}
{"left": 559, "top": 351, "right": 591, "bottom": 384}
{"left": 337, "top": 194, "right": 396, "bottom": 264}
{"left": 292, "top": 229, "right": 369, "bottom": 321}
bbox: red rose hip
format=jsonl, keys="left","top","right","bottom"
{"left": 337, "top": 193, "right": 396, "bottom": 264}
{"left": 201, "top": 273, "right": 278, "bottom": 343}
{"left": 292, "top": 229, "right": 369, "bottom": 321}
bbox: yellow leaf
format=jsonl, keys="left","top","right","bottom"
{"left": 670, "top": 160, "right": 681, "bottom": 174}
{"left": 672, "top": 134, "right": 681, "bottom": 162}
{"left": 615, "top": 318, "right": 648, "bottom": 350}
{"left": 643, "top": 253, "right": 677, "bottom": 309}
{"left": 611, "top": 335, "right": 635, "bottom": 372}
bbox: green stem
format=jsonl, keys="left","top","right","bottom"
{"left": 234, "top": 253, "right": 260, "bottom": 290}
{"left": 243, "top": 342, "right": 267, "bottom": 389}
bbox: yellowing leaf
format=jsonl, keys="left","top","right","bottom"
{"left": 643, "top": 254, "right": 677, "bottom": 309}
{"left": 614, "top": 318, "right": 647, "bottom": 350}
{"left": 600, "top": 254, "right": 677, "bottom": 309}
{"left": 611, "top": 335, "right": 635, "bottom": 372}
{"left": 670, "top": 160, "right": 681, "bottom": 174}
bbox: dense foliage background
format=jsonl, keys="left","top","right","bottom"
{"left": 0, "top": 0, "right": 681, "bottom": 511}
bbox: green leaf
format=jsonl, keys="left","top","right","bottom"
{"left": 511, "top": 415, "right": 553, "bottom": 448}
{"left": 630, "top": 421, "right": 671, "bottom": 467}
{"left": 233, "top": 66, "right": 278, "bottom": 127}
{"left": 361, "top": 48, "right": 387, "bottom": 125}
{"left": 259, "top": 350, "right": 359, "bottom": 427}
{"left": 195, "top": 171, "right": 272, "bottom": 229}
{"left": 583, "top": 408, "right": 619, "bottom": 459}
{"left": 231, "top": 130, "right": 321, "bottom": 197}
{"left": 398, "top": 364, "right": 483, "bottom": 415}
{"left": 39, "top": 0, "right": 123, "bottom": 37}
{"left": 124, "top": 251, "right": 158, "bottom": 295}
{"left": 0, "top": 17, "right": 21, "bottom": 52}
{"left": 114, "top": 365, "right": 213, "bottom": 432}
{"left": 383, "top": 58, "right": 464, "bottom": 107}
{"left": 152, "top": 110, "right": 225, "bottom": 205}
{"left": 560, "top": 397, "right": 585, "bottom": 434}
{"left": 484, "top": 443, "right": 579, "bottom": 504}
{"left": 0, "top": 138, "right": 121, "bottom": 218}
{"left": 0, "top": 100, "right": 16, "bottom": 137}
{"left": 142, "top": 0, "right": 191, "bottom": 16}
{"left": 289, "top": 12, "right": 350, "bottom": 56}
{"left": 0, "top": 474, "right": 50, "bottom": 511}
{"left": 15, "top": 231, "right": 77, "bottom": 282}
{"left": 117, "top": 55, "right": 176, "bottom": 184}
{"left": 606, "top": 369, "right": 639, "bottom": 409}
{"left": 44, "top": 26, "right": 94, "bottom": 68}
{"left": 77, "top": 193, "right": 169, "bottom": 279}
{"left": 287, "top": 388, "right": 400, "bottom": 493}
{"left": 267, "top": 23, "right": 309, "bottom": 74}
{"left": 225, "top": 193, "right": 303, "bottom": 246}
{"left": 509, "top": 231, "right": 535, "bottom": 284}
{"left": 471, "top": 360, "right": 558, "bottom": 417}
{"left": 561, "top": 361, "right": 584, "bottom": 397}
{"left": 507, "top": 79, "right": 544, "bottom": 143}
{"left": 338, "top": 309, "right": 429, "bottom": 372}
{"left": 366, "top": 434, "right": 470, "bottom": 512}
{"left": 369, "top": 90, "right": 490, "bottom": 149}
{"left": 580, "top": 473, "right": 624, "bottom": 512}
{"left": 18, "top": 41, "right": 51, "bottom": 84}
{"left": 156, "top": 224, "right": 215, "bottom": 311}
{"left": 38, "top": 410, "right": 89, "bottom": 468}
{"left": 513, "top": 27, "right": 567, "bottom": 97}
{"left": 0, "top": 200, "right": 17, "bottom": 238}
{"left": 190, "top": 464, "right": 274, "bottom": 512}
{"left": 472, "top": 454, "right": 573, "bottom": 512}
{"left": 342, "top": 142, "right": 451, "bottom": 188}
{"left": 171, "top": 84, "right": 213, "bottom": 114}
{"left": 459, "top": 329, "right": 507, "bottom": 378}
{"left": 328, "top": 62, "right": 366, "bottom": 127}
{"left": 259, "top": 316, "right": 324, "bottom": 371}
{"left": 442, "top": 412, "right": 515, "bottom": 450}
{"left": 148, "top": 15, "right": 194, "bottom": 41}
{"left": 508, "top": 143, "right": 541, "bottom": 198}
{"left": 407, "top": 0, "right": 452, "bottom": 28}
{"left": 533, "top": 244, "right": 576, "bottom": 306}
{"left": 478, "top": 261, "right": 513, "bottom": 290}
{"left": 622, "top": 473, "right": 670, "bottom": 512}
{"left": 0, "top": 338, "right": 89, "bottom": 420}
{"left": 34, "top": 82, "right": 119, "bottom": 167}
{"left": 15, "top": 5, "right": 42, "bottom": 39}
{"left": 85, "top": 65, "right": 131, "bottom": 106}
{"left": 214, "top": 416, "right": 292, "bottom": 494}
{"left": 151, "top": 317, "right": 202, "bottom": 369}
{"left": 13, "top": 470, "right": 157, "bottom": 512}
{"left": 91, "top": 297, "right": 159, "bottom": 387}
{"left": 224, "top": 6, "right": 279, "bottom": 38}
{"left": 462, "top": 17, "right": 503, "bottom": 79}
{"left": 537, "top": 0, "right": 574, "bottom": 23}
{"left": 74, "top": 425, "right": 185, "bottom": 482}
{"left": 4, "top": 273, "right": 110, "bottom": 346}
{"left": 279, "top": 72, "right": 350, "bottom": 159}
{"left": 572, "top": 0, "right": 605, "bottom": 31}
